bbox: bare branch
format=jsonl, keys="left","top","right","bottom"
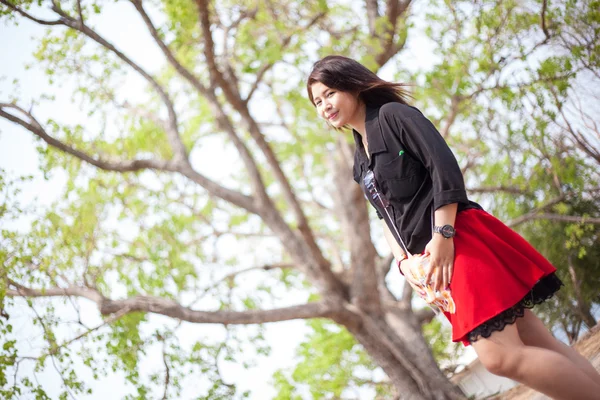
{"left": 549, "top": 88, "right": 600, "bottom": 165}
{"left": 76, "top": 0, "right": 84, "bottom": 27}
{"left": 467, "top": 71, "right": 579, "bottom": 100}
{"left": 0, "top": 103, "right": 178, "bottom": 173}
{"left": 132, "top": 0, "right": 269, "bottom": 211}
{"left": 195, "top": 262, "right": 294, "bottom": 299}
{"left": 193, "top": 0, "right": 281, "bottom": 206}
{"left": 244, "top": 11, "right": 324, "bottom": 103}
{"left": 540, "top": 0, "right": 550, "bottom": 40}
{"left": 467, "top": 186, "right": 531, "bottom": 195}
{"left": 161, "top": 341, "right": 170, "bottom": 400}
{"left": 245, "top": 63, "right": 273, "bottom": 103}
{"left": 178, "top": 164, "right": 258, "bottom": 213}
{"left": 0, "top": 102, "right": 258, "bottom": 212}
{"left": 194, "top": 0, "right": 340, "bottom": 294}
{"left": 222, "top": 7, "right": 258, "bottom": 61}
{"left": 129, "top": 0, "right": 209, "bottom": 98}
{"left": 196, "top": 0, "right": 242, "bottom": 103}
{"left": 34, "top": 306, "right": 130, "bottom": 359}
{"left": 0, "top": 1, "right": 62, "bottom": 25}
{"left": 122, "top": 101, "right": 169, "bottom": 131}
{"left": 365, "top": 0, "right": 379, "bottom": 35}
{"left": 7, "top": 283, "right": 334, "bottom": 324}
{"left": 44, "top": 3, "right": 188, "bottom": 163}
{"left": 440, "top": 95, "right": 461, "bottom": 138}
{"left": 514, "top": 213, "right": 600, "bottom": 225}
{"left": 505, "top": 195, "right": 566, "bottom": 227}
{"left": 374, "top": 0, "right": 412, "bottom": 68}
{"left": 129, "top": 0, "right": 268, "bottom": 198}
{"left": 28, "top": 302, "right": 78, "bottom": 400}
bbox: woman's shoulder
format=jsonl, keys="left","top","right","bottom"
{"left": 378, "top": 102, "right": 423, "bottom": 120}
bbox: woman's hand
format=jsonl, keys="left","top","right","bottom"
{"left": 424, "top": 235, "right": 455, "bottom": 292}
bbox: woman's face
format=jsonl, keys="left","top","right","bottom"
{"left": 310, "top": 82, "right": 361, "bottom": 129}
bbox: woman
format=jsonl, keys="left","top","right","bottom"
{"left": 307, "top": 55, "right": 600, "bottom": 399}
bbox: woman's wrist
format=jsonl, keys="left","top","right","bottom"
{"left": 397, "top": 254, "right": 408, "bottom": 276}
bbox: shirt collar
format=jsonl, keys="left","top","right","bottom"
{"left": 352, "top": 105, "right": 388, "bottom": 165}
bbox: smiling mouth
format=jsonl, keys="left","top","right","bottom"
{"left": 328, "top": 112, "right": 339, "bottom": 120}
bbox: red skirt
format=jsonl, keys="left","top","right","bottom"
{"left": 443, "top": 208, "right": 562, "bottom": 345}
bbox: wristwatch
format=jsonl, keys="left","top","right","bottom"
{"left": 434, "top": 224, "right": 456, "bottom": 239}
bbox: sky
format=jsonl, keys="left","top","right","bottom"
{"left": 0, "top": 2, "right": 479, "bottom": 399}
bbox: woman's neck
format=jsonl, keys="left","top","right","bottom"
{"left": 348, "top": 102, "right": 367, "bottom": 136}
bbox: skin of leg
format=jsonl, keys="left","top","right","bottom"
{"left": 516, "top": 309, "right": 600, "bottom": 386}
{"left": 471, "top": 322, "right": 600, "bottom": 400}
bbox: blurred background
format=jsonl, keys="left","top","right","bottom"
{"left": 1, "top": 0, "right": 598, "bottom": 399}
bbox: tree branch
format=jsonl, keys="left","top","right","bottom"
{"left": 161, "top": 341, "right": 170, "bottom": 400}
{"left": 75, "top": 0, "right": 84, "bottom": 27}
{"left": 132, "top": 0, "right": 271, "bottom": 212}
{"left": 195, "top": 1, "right": 342, "bottom": 295}
{"left": 129, "top": 0, "right": 209, "bottom": 98}
{"left": 34, "top": 305, "right": 130, "bottom": 359}
{"left": 505, "top": 195, "right": 569, "bottom": 227}
{"left": 440, "top": 95, "right": 461, "bottom": 138}
{"left": 195, "top": 262, "right": 294, "bottom": 299}
{"left": 540, "top": 0, "right": 550, "bottom": 40}
{"left": 0, "top": 1, "right": 63, "bottom": 25}
{"left": 196, "top": 0, "right": 242, "bottom": 105}
{"left": 374, "top": 0, "right": 412, "bottom": 67}
{"left": 514, "top": 213, "right": 600, "bottom": 225}
{"left": 7, "top": 283, "right": 334, "bottom": 324}
{"left": 0, "top": 103, "right": 178, "bottom": 173}
{"left": 467, "top": 186, "right": 531, "bottom": 195}
{"left": 549, "top": 87, "right": 600, "bottom": 165}
{"left": 137, "top": 0, "right": 271, "bottom": 207}
{"left": 365, "top": 0, "right": 379, "bottom": 36}
{"left": 244, "top": 9, "right": 325, "bottom": 105}
{"left": 44, "top": 2, "right": 188, "bottom": 163}
{"left": 0, "top": 102, "right": 258, "bottom": 212}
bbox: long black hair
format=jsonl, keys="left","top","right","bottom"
{"left": 307, "top": 55, "right": 412, "bottom": 108}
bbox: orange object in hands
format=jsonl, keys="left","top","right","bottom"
{"left": 399, "top": 255, "right": 456, "bottom": 314}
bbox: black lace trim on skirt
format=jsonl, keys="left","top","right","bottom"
{"left": 467, "top": 273, "right": 564, "bottom": 343}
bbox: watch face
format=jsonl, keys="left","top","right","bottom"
{"left": 441, "top": 225, "right": 455, "bottom": 238}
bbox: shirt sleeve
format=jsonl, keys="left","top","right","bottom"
{"left": 381, "top": 104, "right": 469, "bottom": 211}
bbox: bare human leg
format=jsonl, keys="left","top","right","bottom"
{"left": 516, "top": 309, "right": 600, "bottom": 387}
{"left": 471, "top": 321, "right": 600, "bottom": 400}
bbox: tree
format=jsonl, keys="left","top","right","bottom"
{"left": 0, "top": 0, "right": 598, "bottom": 399}
{"left": 0, "top": 0, "right": 462, "bottom": 398}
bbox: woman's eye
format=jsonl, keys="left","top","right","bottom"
{"left": 327, "top": 92, "right": 335, "bottom": 97}
{"left": 315, "top": 101, "right": 322, "bottom": 106}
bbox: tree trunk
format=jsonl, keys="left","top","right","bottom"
{"left": 568, "top": 259, "right": 598, "bottom": 331}
{"left": 386, "top": 309, "right": 463, "bottom": 397}
{"left": 340, "top": 312, "right": 466, "bottom": 400}
{"left": 578, "top": 303, "right": 598, "bottom": 331}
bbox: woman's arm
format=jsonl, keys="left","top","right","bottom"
{"left": 425, "top": 202, "right": 458, "bottom": 291}
{"left": 433, "top": 202, "right": 458, "bottom": 228}
{"left": 382, "top": 220, "right": 408, "bottom": 274}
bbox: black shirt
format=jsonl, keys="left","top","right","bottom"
{"left": 352, "top": 102, "right": 482, "bottom": 254}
